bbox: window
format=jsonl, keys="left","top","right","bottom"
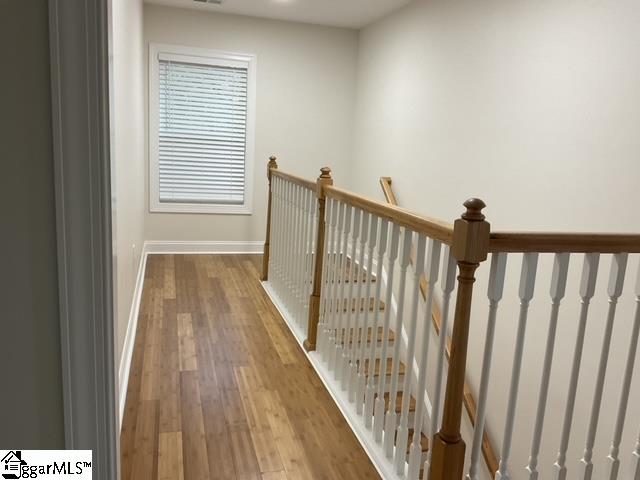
{"left": 149, "top": 44, "right": 256, "bottom": 214}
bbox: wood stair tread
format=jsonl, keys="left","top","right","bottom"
{"left": 328, "top": 297, "right": 385, "bottom": 313}
{"left": 361, "top": 357, "right": 405, "bottom": 377}
{"left": 378, "top": 391, "right": 416, "bottom": 414}
{"left": 345, "top": 326, "right": 395, "bottom": 346}
{"left": 326, "top": 254, "right": 377, "bottom": 283}
{"left": 395, "top": 428, "right": 430, "bottom": 455}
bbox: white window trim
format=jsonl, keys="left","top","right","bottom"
{"left": 148, "top": 43, "right": 257, "bottom": 215}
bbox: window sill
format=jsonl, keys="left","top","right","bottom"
{"left": 150, "top": 203, "right": 252, "bottom": 215}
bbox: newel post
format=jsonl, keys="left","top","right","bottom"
{"left": 430, "top": 198, "right": 490, "bottom": 480}
{"left": 261, "top": 156, "right": 279, "bottom": 281}
{"left": 303, "top": 167, "right": 333, "bottom": 351}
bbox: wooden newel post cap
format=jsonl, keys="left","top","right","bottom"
{"left": 316, "top": 167, "right": 333, "bottom": 198}
{"left": 452, "top": 197, "right": 490, "bottom": 264}
{"left": 267, "top": 156, "right": 278, "bottom": 179}
{"left": 319, "top": 167, "right": 332, "bottom": 179}
{"left": 461, "top": 198, "right": 486, "bottom": 221}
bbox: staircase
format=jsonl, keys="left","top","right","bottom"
{"left": 260, "top": 156, "right": 640, "bottom": 480}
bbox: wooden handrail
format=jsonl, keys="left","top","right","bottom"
{"left": 324, "top": 184, "right": 454, "bottom": 245}
{"left": 489, "top": 231, "right": 640, "bottom": 253}
{"left": 379, "top": 176, "right": 499, "bottom": 477}
{"left": 271, "top": 169, "right": 317, "bottom": 191}
{"left": 379, "top": 176, "right": 398, "bottom": 205}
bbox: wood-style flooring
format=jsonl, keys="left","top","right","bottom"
{"left": 120, "top": 254, "right": 381, "bottom": 480}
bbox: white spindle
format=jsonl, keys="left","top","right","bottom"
{"left": 322, "top": 199, "right": 341, "bottom": 362}
{"left": 327, "top": 201, "right": 346, "bottom": 369}
{"left": 495, "top": 252, "right": 539, "bottom": 480}
{"left": 283, "top": 181, "right": 294, "bottom": 312}
{"left": 384, "top": 228, "right": 414, "bottom": 458}
{"left": 407, "top": 239, "right": 442, "bottom": 478}
{"left": 349, "top": 212, "right": 378, "bottom": 415}
{"left": 607, "top": 261, "right": 640, "bottom": 480}
{"left": 350, "top": 211, "right": 371, "bottom": 403}
{"left": 374, "top": 223, "right": 401, "bottom": 442}
{"left": 394, "top": 234, "right": 427, "bottom": 474}
{"left": 301, "top": 188, "right": 314, "bottom": 322}
{"left": 333, "top": 204, "right": 353, "bottom": 379}
{"left": 317, "top": 198, "right": 334, "bottom": 356}
{"left": 578, "top": 253, "right": 628, "bottom": 480}
{"left": 341, "top": 208, "right": 362, "bottom": 390}
{"left": 553, "top": 253, "right": 600, "bottom": 480}
{"left": 466, "top": 252, "right": 508, "bottom": 480}
{"left": 293, "top": 186, "right": 305, "bottom": 324}
{"left": 274, "top": 177, "right": 285, "bottom": 297}
{"left": 365, "top": 218, "right": 389, "bottom": 429}
{"left": 431, "top": 247, "right": 457, "bottom": 435}
{"left": 525, "top": 253, "right": 570, "bottom": 480}
{"left": 268, "top": 176, "right": 279, "bottom": 289}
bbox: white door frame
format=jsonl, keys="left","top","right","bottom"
{"left": 49, "top": 1, "right": 118, "bottom": 478}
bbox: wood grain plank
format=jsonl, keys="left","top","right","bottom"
{"left": 158, "top": 431, "right": 184, "bottom": 480}
{"left": 180, "top": 371, "right": 211, "bottom": 480}
{"left": 178, "top": 313, "right": 198, "bottom": 372}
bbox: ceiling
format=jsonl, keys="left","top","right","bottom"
{"left": 144, "top": 0, "right": 412, "bottom": 28}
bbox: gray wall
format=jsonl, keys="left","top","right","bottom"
{"left": 0, "top": 0, "right": 65, "bottom": 448}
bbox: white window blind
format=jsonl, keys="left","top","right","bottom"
{"left": 158, "top": 54, "right": 248, "bottom": 205}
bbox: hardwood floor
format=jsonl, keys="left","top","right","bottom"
{"left": 121, "top": 254, "right": 381, "bottom": 480}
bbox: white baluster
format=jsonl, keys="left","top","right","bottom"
{"left": 384, "top": 228, "right": 414, "bottom": 458}
{"left": 341, "top": 208, "right": 362, "bottom": 390}
{"left": 607, "top": 261, "right": 640, "bottom": 480}
{"left": 333, "top": 205, "right": 353, "bottom": 379}
{"left": 350, "top": 211, "right": 371, "bottom": 403}
{"left": 394, "top": 234, "right": 427, "bottom": 474}
{"left": 553, "top": 253, "right": 600, "bottom": 480}
{"left": 365, "top": 218, "right": 389, "bottom": 428}
{"left": 283, "top": 181, "right": 293, "bottom": 311}
{"left": 578, "top": 253, "right": 629, "bottom": 480}
{"left": 495, "top": 252, "right": 539, "bottom": 480}
{"left": 356, "top": 215, "right": 379, "bottom": 415}
{"left": 293, "top": 185, "right": 308, "bottom": 326}
{"left": 273, "top": 176, "right": 283, "bottom": 296}
{"left": 299, "top": 188, "right": 312, "bottom": 323}
{"left": 268, "top": 176, "right": 279, "bottom": 288}
{"left": 431, "top": 247, "right": 457, "bottom": 435}
{"left": 321, "top": 199, "right": 340, "bottom": 362}
{"left": 374, "top": 223, "right": 401, "bottom": 442}
{"left": 327, "top": 202, "right": 346, "bottom": 370}
{"left": 525, "top": 253, "right": 570, "bottom": 480}
{"left": 466, "top": 252, "right": 508, "bottom": 480}
{"left": 317, "top": 197, "right": 334, "bottom": 356}
{"left": 406, "top": 239, "right": 442, "bottom": 478}
{"left": 349, "top": 211, "right": 371, "bottom": 406}
{"left": 305, "top": 190, "right": 318, "bottom": 321}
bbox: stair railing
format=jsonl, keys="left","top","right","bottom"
{"left": 380, "top": 177, "right": 499, "bottom": 478}
{"left": 262, "top": 157, "right": 490, "bottom": 480}
{"left": 261, "top": 157, "right": 640, "bottom": 480}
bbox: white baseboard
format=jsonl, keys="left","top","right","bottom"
{"left": 118, "top": 245, "right": 149, "bottom": 431}
{"left": 144, "top": 240, "right": 264, "bottom": 254}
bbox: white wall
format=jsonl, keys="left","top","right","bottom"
{"left": 352, "top": 1, "right": 640, "bottom": 479}
{"left": 351, "top": 0, "right": 640, "bottom": 232}
{"left": 112, "top": 0, "right": 146, "bottom": 370}
{"left": 143, "top": 5, "right": 359, "bottom": 242}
